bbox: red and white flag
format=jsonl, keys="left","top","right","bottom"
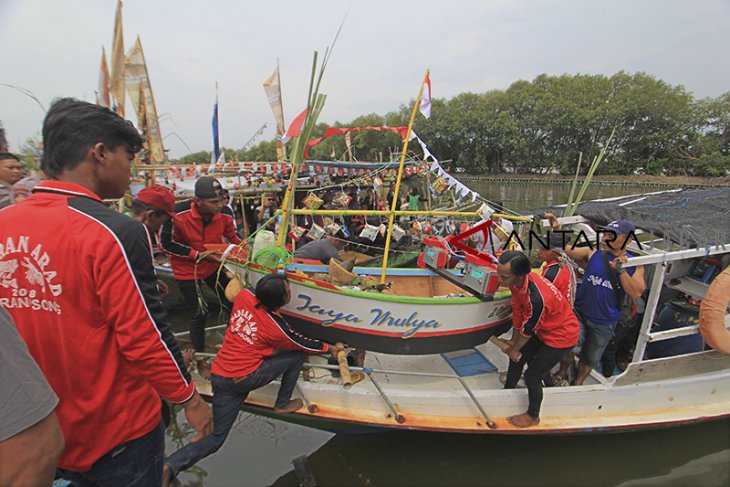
{"left": 419, "top": 72, "right": 432, "bottom": 118}
{"left": 281, "top": 106, "right": 309, "bottom": 144}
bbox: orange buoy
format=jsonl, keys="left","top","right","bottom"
{"left": 699, "top": 266, "right": 730, "bottom": 354}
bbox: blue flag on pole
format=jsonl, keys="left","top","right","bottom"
{"left": 212, "top": 93, "right": 220, "bottom": 162}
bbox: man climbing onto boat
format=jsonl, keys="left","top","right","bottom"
{"left": 497, "top": 251, "right": 580, "bottom": 428}
{"left": 160, "top": 176, "right": 242, "bottom": 377}
{"left": 564, "top": 219, "right": 645, "bottom": 385}
{"left": 0, "top": 98, "right": 213, "bottom": 485}
{"left": 164, "top": 274, "right": 342, "bottom": 483}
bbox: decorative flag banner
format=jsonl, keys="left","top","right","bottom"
{"left": 212, "top": 88, "right": 220, "bottom": 162}
{"left": 262, "top": 65, "right": 285, "bottom": 136}
{"left": 96, "top": 46, "right": 111, "bottom": 107}
{"left": 419, "top": 71, "right": 432, "bottom": 119}
{"left": 124, "top": 36, "right": 166, "bottom": 164}
{"left": 109, "top": 0, "right": 125, "bottom": 117}
{"left": 282, "top": 106, "right": 309, "bottom": 144}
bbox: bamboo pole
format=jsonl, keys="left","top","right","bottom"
{"left": 379, "top": 70, "right": 429, "bottom": 283}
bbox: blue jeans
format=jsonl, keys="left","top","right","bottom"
{"left": 166, "top": 350, "right": 305, "bottom": 476}
{"left": 578, "top": 313, "right": 617, "bottom": 369}
{"left": 58, "top": 419, "right": 165, "bottom": 487}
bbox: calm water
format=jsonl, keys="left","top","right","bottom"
{"left": 467, "top": 180, "right": 651, "bottom": 213}
{"left": 166, "top": 180, "right": 730, "bottom": 487}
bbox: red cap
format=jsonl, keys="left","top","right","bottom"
{"left": 135, "top": 185, "right": 176, "bottom": 217}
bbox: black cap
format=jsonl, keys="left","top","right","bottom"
{"left": 195, "top": 177, "right": 224, "bottom": 199}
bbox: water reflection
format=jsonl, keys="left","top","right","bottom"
{"left": 271, "top": 420, "right": 730, "bottom": 487}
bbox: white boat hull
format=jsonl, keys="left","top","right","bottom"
{"left": 223, "top": 260, "right": 513, "bottom": 354}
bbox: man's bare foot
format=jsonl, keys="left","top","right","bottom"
{"left": 507, "top": 413, "right": 540, "bottom": 428}
{"left": 162, "top": 464, "right": 173, "bottom": 487}
{"left": 196, "top": 359, "right": 212, "bottom": 380}
{"left": 273, "top": 398, "right": 303, "bottom": 414}
{"left": 181, "top": 349, "right": 195, "bottom": 368}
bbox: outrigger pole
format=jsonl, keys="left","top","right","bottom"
{"left": 379, "top": 70, "right": 430, "bottom": 283}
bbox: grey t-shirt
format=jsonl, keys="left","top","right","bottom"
{"left": 0, "top": 182, "right": 11, "bottom": 209}
{"left": 0, "top": 307, "right": 59, "bottom": 441}
{"left": 293, "top": 239, "right": 340, "bottom": 264}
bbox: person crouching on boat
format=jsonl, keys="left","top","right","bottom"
{"left": 497, "top": 251, "right": 580, "bottom": 428}
{"left": 293, "top": 230, "right": 347, "bottom": 264}
{"left": 164, "top": 274, "right": 343, "bottom": 482}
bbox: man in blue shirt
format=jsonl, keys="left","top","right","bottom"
{"left": 565, "top": 220, "right": 645, "bottom": 385}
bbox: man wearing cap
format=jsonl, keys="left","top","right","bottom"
{"left": 160, "top": 176, "right": 242, "bottom": 367}
{"left": 131, "top": 185, "right": 177, "bottom": 236}
{"left": 564, "top": 219, "right": 645, "bottom": 385}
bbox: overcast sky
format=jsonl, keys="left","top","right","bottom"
{"left": 2, "top": 0, "right": 729, "bottom": 158}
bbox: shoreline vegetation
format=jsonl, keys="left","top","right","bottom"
{"left": 459, "top": 173, "right": 729, "bottom": 188}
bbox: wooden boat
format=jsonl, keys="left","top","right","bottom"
{"left": 189, "top": 64, "right": 730, "bottom": 433}
{"left": 212, "top": 243, "right": 512, "bottom": 354}
{"left": 194, "top": 221, "right": 730, "bottom": 434}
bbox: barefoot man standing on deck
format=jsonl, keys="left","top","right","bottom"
{"left": 497, "top": 251, "right": 580, "bottom": 428}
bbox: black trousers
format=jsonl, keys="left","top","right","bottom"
{"left": 177, "top": 272, "right": 232, "bottom": 352}
{"left": 504, "top": 336, "right": 572, "bottom": 418}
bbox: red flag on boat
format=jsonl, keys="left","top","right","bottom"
{"left": 281, "top": 106, "right": 309, "bottom": 144}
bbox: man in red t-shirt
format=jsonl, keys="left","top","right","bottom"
{"left": 497, "top": 251, "right": 580, "bottom": 428}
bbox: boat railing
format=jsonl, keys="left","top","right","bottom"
{"left": 192, "top": 352, "right": 498, "bottom": 428}
{"left": 626, "top": 244, "right": 730, "bottom": 364}
{"left": 172, "top": 324, "right": 227, "bottom": 338}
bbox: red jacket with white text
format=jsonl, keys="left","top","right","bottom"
{"left": 212, "top": 289, "right": 329, "bottom": 378}
{"left": 509, "top": 272, "right": 579, "bottom": 349}
{"left": 0, "top": 181, "right": 195, "bottom": 471}
{"left": 541, "top": 257, "right": 577, "bottom": 306}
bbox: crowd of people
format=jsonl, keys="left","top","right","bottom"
{"left": 497, "top": 213, "right": 645, "bottom": 427}
{"left": 0, "top": 97, "right": 651, "bottom": 487}
{"left": 0, "top": 98, "right": 337, "bottom": 485}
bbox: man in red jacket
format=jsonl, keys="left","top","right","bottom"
{"left": 161, "top": 176, "right": 242, "bottom": 367}
{"left": 497, "top": 250, "right": 580, "bottom": 428}
{"left": 0, "top": 98, "right": 212, "bottom": 485}
{"left": 164, "top": 274, "right": 342, "bottom": 482}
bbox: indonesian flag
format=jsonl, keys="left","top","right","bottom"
{"left": 419, "top": 72, "right": 432, "bottom": 119}
{"left": 281, "top": 106, "right": 309, "bottom": 144}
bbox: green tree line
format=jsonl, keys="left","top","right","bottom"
{"left": 186, "top": 72, "right": 729, "bottom": 177}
